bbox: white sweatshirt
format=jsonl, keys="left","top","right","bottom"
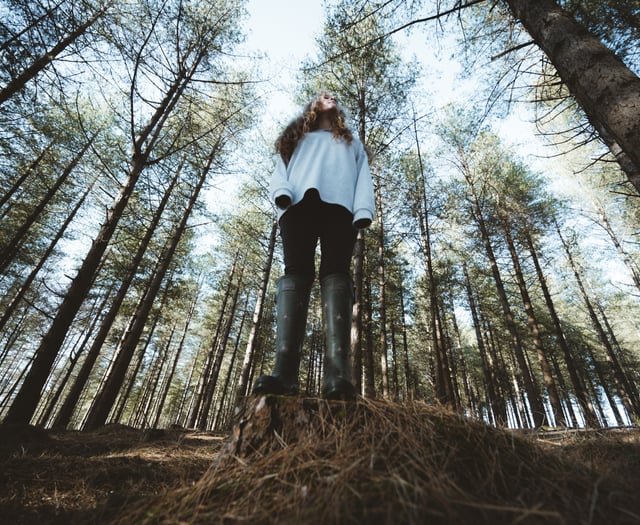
{"left": 269, "top": 130, "right": 375, "bottom": 227}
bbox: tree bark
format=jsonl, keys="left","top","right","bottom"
{"left": 374, "top": 173, "right": 390, "bottom": 400}
{"left": 505, "top": 0, "right": 640, "bottom": 191}
{"left": 462, "top": 161, "right": 545, "bottom": 427}
{"left": 555, "top": 221, "right": 640, "bottom": 421}
{"left": 197, "top": 266, "right": 243, "bottom": 430}
{"left": 3, "top": 45, "right": 201, "bottom": 424}
{"left": 463, "top": 263, "right": 507, "bottom": 426}
{"left": 0, "top": 133, "right": 96, "bottom": 273}
{"left": 0, "top": 2, "right": 112, "bottom": 105}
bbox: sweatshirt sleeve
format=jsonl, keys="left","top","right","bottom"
{"left": 351, "top": 142, "right": 375, "bottom": 228}
{"left": 269, "top": 154, "right": 293, "bottom": 209}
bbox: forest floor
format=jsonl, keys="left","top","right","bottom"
{"left": 1, "top": 404, "right": 640, "bottom": 525}
{"left": 0, "top": 423, "right": 225, "bottom": 524}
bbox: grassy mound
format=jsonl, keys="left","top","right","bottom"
{"left": 112, "top": 398, "right": 639, "bottom": 524}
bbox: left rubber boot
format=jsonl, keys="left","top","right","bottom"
{"left": 252, "top": 274, "right": 311, "bottom": 395}
{"left": 320, "top": 273, "right": 356, "bottom": 400}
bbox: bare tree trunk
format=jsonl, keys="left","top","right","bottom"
{"left": 237, "top": 220, "right": 277, "bottom": 397}
{"left": 505, "top": 0, "right": 640, "bottom": 191}
{"left": 502, "top": 224, "right": 565, "bottom": 427}
{"left": 0, "top": 2, "right": 112, "bottom": 105}
{"left": 374, "top": 177, "right": 390, "bottom": 399}
{"left": 190, "top": 256, "right": 238, "bottom": 427}
{"left": 413, "top": 120, "right": 454, "bottom": 407}
{"left": 594, "top": 203, "right": 640, "bottom": 293}
{"left": 152, "top": 282, "right": 202, "bottom": 428}
{"left": 398, "top": 282, "right": 412, "bottom": 400}
{"left": 3, "top": 47, "right": 201, "bottom": 424}
{"left": 463, "top": 163, "right": 545, "bottom": 427}
{"left": 523, "top": 230, "right": 600, "bottom": 428}
{"left": 37, "top": 287, "right": 112, "bottom": 427}
{"left": 82, "top": 154, "right": 211, "bottom": 431}
{"left": 197, "top": 266, "right": 243, "bottom": 430}
{"left": 0, "top": 138, "right": 56, "bottom": 216}
{"left": 555, "top": 221, "right": 640, "bottom": 421}
{"left": 0, "top": 177, "right": 95, "bottom": 336}
{"left": 0, "top": 133, "right": 97, "bottom": 272}
{"left": 463, "top": 263, "right": 506, "bottom": 425}
{"left": 351, "top": 230, "right": 366, "bottom": 395}
{"left": 52, "top": 161, "right": 183, "bottom": 429}
{"left": 213, "top": 293, "right": 249, "bottom": 430}
{"left": 114, "top": 283, "right": 168, "bottom": 426}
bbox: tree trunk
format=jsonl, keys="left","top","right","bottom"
{"left": 351, "top": 230, "right": 366, "bottom": 395}
{"left": 594, "top": 203, "right": 640, "bottom": 293}
{"left": 190, "top": 256, "right": 238, "bottom": 427}
{"left": 523, "top": 230, "right": 600, "bottom": 428}
{"left": 502, "top": 223, "right": 565, "bottom": 427}
{"left": 0, "top": 2, "right": 112, "bottom": 105}
{"left": 237, "top": 220, "right": 277, "bottom": 397}
{"left": 374, "top": 175, "right": 390, "bottom": 400}
{"left": 37, "top": 288, "right": 112, "bottom": 427}
{"left": 555, "top": 221, "right": 640, "bottom": 421}
{"left": 82, "top": 155, "right": 210, "bottom": 431}
{"left": 463, "top": 264, "right": 507, "bottom": 425}
{"left": 197, "top": 267, "right": 243, "bottom": 430}
{"left": 0, "top": 177, "right": 95, "bottom": 336}
{"left": 51, "top": 162, "right": 182, "bottom": 429}
{"left": 413, "top": 121, "right": 455, "bottom": 407}
{"left": 505, "top": 0, "right": 640, "bottom": 191}
{"left": 0, "top": 138, "right": 56, "bottom": 216}
{"left": 0, "top": 133, "right": 96, "bottom": 272}
{"left": 152, "top": 284, "right": 201, "bottom": 429}
{"left": 213, "top": 293, "right": 249, "bottom": 430}
{"left": 462, "top": 163, "right": 545, "bottom": 427}
{"left": 363, "top": 271, "right": 376, "bottom": 397}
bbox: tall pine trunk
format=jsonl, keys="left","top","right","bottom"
{"left": 237, "top": 220, "right": 277, "bottom": 397}
{"left": 0, "top": 2, "right": 112, "bottom": 105}
{"left": 82, "top": 154, "right": 211, "bottom": 430}
{"left": 523, "top": 230, "right": 599, "bottom": 427}
{"left": 462, "top": 160, "right": 545, "bottom": 427}
{"left": 556, "top": 222, "right": 640, "bottom": 421}
{"left": 505, "top": 0, "right": 640, "bottom": 191}
{"left": 0, "top": 133, "right": 96, "bottom": 272}
{"left": 502, "top": 223, "right": 565, "bottom": 426}
{"left": 52, "top": 162, "right": 183, "bottom": 429}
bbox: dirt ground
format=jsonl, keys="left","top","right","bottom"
{"left": 1, "top": 416, "right": 640, "bottom": 525}
{"left": 0, "top": 423, "right": 225, "bottom": 525}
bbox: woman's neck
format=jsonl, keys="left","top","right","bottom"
{"left": 316, "top": 112, "right": 333, "bottom": 131}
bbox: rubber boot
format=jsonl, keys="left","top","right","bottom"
{"left": 252, "top": 274, "right": 310, "bottom": 395}
{"left": 321, "top": 273, "right": 356, "bottom": 400}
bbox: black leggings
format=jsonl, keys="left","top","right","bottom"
{"left": 279, "top": 190, "right": 357, "bottom": 285}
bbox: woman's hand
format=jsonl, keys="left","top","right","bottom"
{"left": 353, "top": 218, "right": 371, "bottom": 229}
{"left": 275, "top": 195, "right": 292, "bottom": 209}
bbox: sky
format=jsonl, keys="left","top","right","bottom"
{"left": 242, "top": 0, "right": 326, "bottom": 124}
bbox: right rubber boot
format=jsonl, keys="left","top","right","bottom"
{"left": 252, "top": 274, "right": 310, "bottom": 395}
{"left": 321, "top": 273, "right": 356, "bottom": 401}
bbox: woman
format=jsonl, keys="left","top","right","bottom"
{"left": 252, "top": 92, "right": 375, "bottom": 400}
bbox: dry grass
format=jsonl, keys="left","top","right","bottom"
{"left": 0, "top": 423, "right": 224, "bottom": 524}
{"left": 110, "top": 398, "right": 640, "bottom": 525}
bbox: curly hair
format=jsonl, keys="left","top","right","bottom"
{"left": 275, "top": 92, "right": 353, "bottom": 166}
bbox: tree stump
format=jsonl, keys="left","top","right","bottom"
{"left": 222, "top": 395, "right": 359, "bottom": 459}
